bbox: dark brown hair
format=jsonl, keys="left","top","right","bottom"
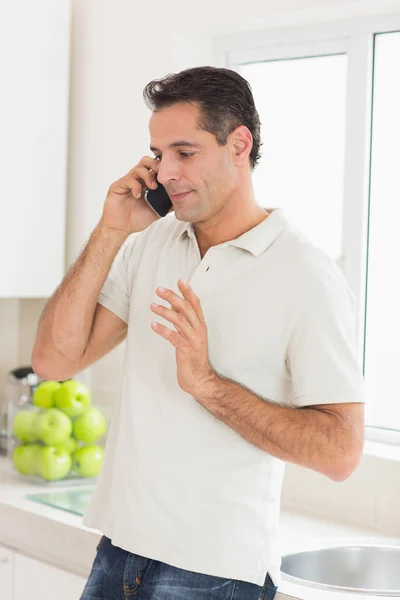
{"left": 143, "top": 66, "right": 262, "bottom": 170}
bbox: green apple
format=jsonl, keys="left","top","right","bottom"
{"left": 12, "top": 443, "right": 42, "bottom": 475}
{"left": 38, "top": 446, "right": 72, "bottom": 481}
{"left": 12, "top": 410, "right": 39, "bottom": 442}
{"left": 32, "top": 380, "right": 61, "bottom": 409}
{"left": 72, "top": 407, "right": 106, "bottom": 443}
{"left": 72, "top": 445, "right": 104, "bottom": 478}
{"left": 35, "top": 408, "right": 72, "bottom": 445}
{"left": 54, "top": 436, "right": 78, "bottom": 454}
{"left": 53, "top": 379, "right": 91, "bottom": 417}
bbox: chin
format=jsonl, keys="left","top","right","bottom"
{"left": 175, "top": 213, "right": 196, "bottom": 224}
{"left": 174, "top": 205, "right": 202, "bottom": 223}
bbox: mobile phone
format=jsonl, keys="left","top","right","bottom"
{"left": 144, "top": 176, "right": 172, "bottom": 217}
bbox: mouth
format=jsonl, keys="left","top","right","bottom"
{"left": 170, "top": 191, "right": 192, "bottom": 201}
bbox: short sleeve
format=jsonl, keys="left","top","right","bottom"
{"left": 286, "top": 272, "right": 365, "bottom": 408}
{"left": 97, "top": 233, "right": 139, "bottom": 324}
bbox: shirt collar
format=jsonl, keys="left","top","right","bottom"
{"left": 173, "top": 208, "right": 291, "bottom": 258}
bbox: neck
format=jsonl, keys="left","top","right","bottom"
{"left": 195, "top": 205, "right": 270, "bottom": 259}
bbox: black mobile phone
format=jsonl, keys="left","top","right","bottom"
{"left": 144, "top": 176, "right": 172, "bottom": 217}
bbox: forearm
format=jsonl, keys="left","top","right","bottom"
{"left": 32, "top": 224, "right": 128, "bottom": 375}
{"left": 194, "top": 373, "right": 361, "bottom": 481}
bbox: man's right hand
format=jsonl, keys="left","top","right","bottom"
{"left": 99, "top": 156, "right": 173, "bottom": 235}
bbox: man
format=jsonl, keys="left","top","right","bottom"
{"left": 32, "top": 66, "right": 365, "bottom": 600}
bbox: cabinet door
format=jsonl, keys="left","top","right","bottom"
{"left": 0, "top": 0, "right": 70, "bottom": 297}
{"left": 0, "top": 545, "right": 14, "bottom": 600}
{"left": 14, "top": 552, "right": 86, "bottom": 600}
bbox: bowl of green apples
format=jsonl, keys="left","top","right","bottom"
{"left": 10, "top": 379, "right": 108, "bottom": 484}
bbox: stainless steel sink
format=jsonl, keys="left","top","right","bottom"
{"left": 281, "top": 545, "right": 400, "bottom": 596}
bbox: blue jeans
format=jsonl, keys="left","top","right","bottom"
{"left": 80, "top": 535, "right": 278, "bottom": 600}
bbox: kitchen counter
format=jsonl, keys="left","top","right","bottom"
{"left": 1, "top": 456, "right": 399, "bottom": 600}
{"left": 0, "top": 457, "right": 100, "bottom": 578}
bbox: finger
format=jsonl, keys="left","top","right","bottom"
{"left": 138, "top": 155, "right": 160, "bottom": 173}
{"left": 131, "top": 165, "right": 158, "bottom": 191}
{"left": 178, "top": 279, "right": 207, "bottom": 326}
{"left": 116, "top": 172, "right": 144, "bottom": 199}
{"left": 126, "top": 156, "right": 159, "bottom": 176}
{"left": 124, "top": 175, "right": 152, "bottom": 200}
{"left": 150, "top": 303, "right": 193, "bottom": 337}
{"left": 156, "top": 287, "right": 199, "bottom": 329}
{"left": 151, "top": 321, "right": 185, "bottom": 348}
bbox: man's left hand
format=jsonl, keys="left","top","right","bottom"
{"left": 150, "top": 279, "right": 216, "bottom": 395}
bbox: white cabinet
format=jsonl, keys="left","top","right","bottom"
{"left": 0, "top": 0, "right": 71, "bottom": 297}
{"left": 14, "top": 553, "right": 86, "bottom": 600}
{"left": 0, "top": 545, "right": 14, "bottom": 600}
{"left": 0, "top": 545, "right": 87, "bottom": 600}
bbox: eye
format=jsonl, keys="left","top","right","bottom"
{"left": 180, "top": 152, "right": 194, "bottom": 159}
{"left": 154, "top": 155, "right": 162, "bottom": 161}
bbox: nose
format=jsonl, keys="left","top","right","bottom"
{"left": 156, "top": 159, "right": 181, "bottom": 187}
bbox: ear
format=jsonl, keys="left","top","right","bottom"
{"left": 230, "top": 125, "right": 253, "bottom": 166}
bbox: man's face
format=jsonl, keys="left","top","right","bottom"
{"left": 149, "top": 102, "right": 238, "bottom": 223}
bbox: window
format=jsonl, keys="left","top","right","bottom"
{"left": 239, "top": 54, "right": 347, "bottom": 268}
{"left": 216, "top": 14, "right": 400, "bottom": 441}
{"left": 364, "top": 31, "right": 400, "bottom": 433}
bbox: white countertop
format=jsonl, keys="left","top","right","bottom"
{"left": 1, "top": 456, "right": 399, "bottom": 600}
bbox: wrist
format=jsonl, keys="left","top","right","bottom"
{"left": 95, "top": 222, "right": 130, "bottom": 248}
{"left": 192, "top": 370, "right": 221, "bottom": 407}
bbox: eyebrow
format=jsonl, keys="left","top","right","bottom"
{"left": 150, "top": 141, "right": 201, "bottom": 152}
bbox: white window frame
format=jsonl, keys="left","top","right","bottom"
{"left": 213, "top": 13, "right": 400, "bottom": 445}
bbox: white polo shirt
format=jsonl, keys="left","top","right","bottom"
{"left": 83, "top": 208, "right": 365, "bottom": 587}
